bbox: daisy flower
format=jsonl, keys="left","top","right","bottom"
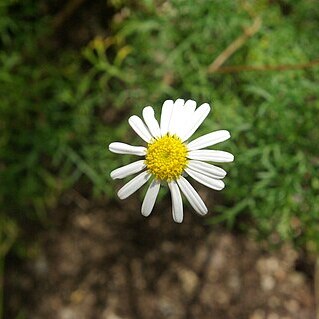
{"left": 109, "top": 99, "right": 234, "bottom": 223}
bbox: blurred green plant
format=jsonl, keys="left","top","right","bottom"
{"left": 104, "top": 0, "right": 319, "bottom": 250}
{"left": 0, "top": 0, "right": 120, "bottom": 257}
{"left": 1, "top": 0, "right": 319, "bottom": 265}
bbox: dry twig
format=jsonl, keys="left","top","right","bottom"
{"left": 52, "top": 0, "right": 87, "bottom": 29}
{"left": 208, "top": 16, "right": 262, "bottom": 73}
{"left": 211, "top": 58, "right": 319, "bottom": 73}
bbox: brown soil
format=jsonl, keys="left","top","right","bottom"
{"left": 6, "top": 191, "right": 316, "bottom": 319}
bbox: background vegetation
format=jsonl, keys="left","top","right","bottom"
{"left": 1, "top": 0, "right": 319, "bottom": 315}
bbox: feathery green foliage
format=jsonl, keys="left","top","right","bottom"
{"left": 1, "top": 0, "right": 319, "bottom": 262}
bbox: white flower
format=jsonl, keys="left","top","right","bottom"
{"left": 109, "top": 98, "right": 234, "bottom": 223}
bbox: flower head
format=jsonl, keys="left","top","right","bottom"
{"left": 109, "top": 99, "right": 234, "bottom": 223}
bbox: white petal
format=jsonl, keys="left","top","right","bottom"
{"left": 160, "top": 100, "right": 174, "bottom": 136}
{"left": 128, "top": 115, "right": 152, "bottom": 143}
{"left": 168, "top": 98, "right": 185, "bottom": 135}
{"left": 176, "top": 176, "right": 208, "bottom": 216}
{"left": 185, "top": 168, "right": 225, "bottom": 191}
{"left": 187, "top": 160, "right": 227, "bottom": 179}
{"left": 109, "top": 142, "right": 146, "bottom": 156}
{"left": 168, "top": 180, "right": 183, "bottom": 223}
{"left": 110, "top": 160, "right": 146, "bottom": 180}
{"left": 187, "top": 130, "right": 231, "bottom": 151}
{"left": 188, "top": 150, "right": 234, "bottom": 162}
{"left": 141, "top": 179, "right": 160, "bottom": 217}
{"left": 176, "top": 99, "right": 197, "bottom": 138}
{"left": 117, "top": 171, "right": 151, "bottom": 199}
{"left": 184, "top": 99, "right": 197, "bottom": 113}
{"left": 181, "top": 103, "right": 211, "bottom": 142}
{"left": 142, "top": 106, "right": 161, "bottom": 138}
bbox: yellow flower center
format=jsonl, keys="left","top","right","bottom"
{"left": 145, "top": 134, "right": 188, "bottom": 181}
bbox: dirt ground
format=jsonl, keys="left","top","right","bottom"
{"left": 6, "top": 190, "right": 316, "bottom": 319}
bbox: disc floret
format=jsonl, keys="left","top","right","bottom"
{"left": 145, "top": 134, "right": 188, "bottom": 181}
